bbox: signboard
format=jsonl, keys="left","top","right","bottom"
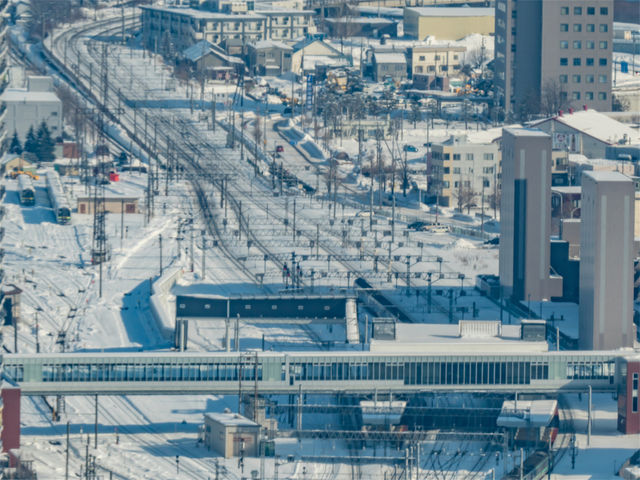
{"left": 552, "top": 132, "right": 579, "bottom": 152}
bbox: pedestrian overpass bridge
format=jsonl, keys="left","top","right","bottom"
{"left": 1, "top": 350, "right": 625, "bottom": 396}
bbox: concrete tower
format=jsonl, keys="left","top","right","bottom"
{"left": 579, "top": 171, "right": 635, "bottom": 350}
{"left": 499, "top": 128, "right": 553, "bottom": 302}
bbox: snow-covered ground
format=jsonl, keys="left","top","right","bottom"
{"left": 3, "top": 8, "right": 637, "bottom": 479}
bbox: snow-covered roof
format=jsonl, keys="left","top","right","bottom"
{"left": 204, "top": 412, "right": 259, "bottom": 427}
{"left": 497, "top": 399, "right": 558, "bottom": 428}
{"left": 532, "top": 109, "right": 640, "bottom": 145}
{"left": 183, "top": 40, "right": 215, "bottom": 62}
{"left": 405, "top": 7, "right": 494, "bottom": 17}
{"left": 250, "top": 39, "right": 293, "bottom": 51}
{"left": 583, "top": 170, "right": 633, "bottom": 183}
{"left": 0, "top": 88, "right": 60, "bottom": 104}
{"left": 370, "top": 322, "right": 549, "bottom": 353}
{"left": 373, "top": 52, "right": 406, "bottom": 64}
{"left": 503, "top": 127, "right": 549, "bottom": 138}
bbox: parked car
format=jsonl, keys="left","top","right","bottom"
{"left": 408, "top": 221, "right": 428, "bottom": 231}
{"left": 424, "top": 223, "right": 451, "bottom": 234}
{"left": 484, "top": 236, "right": 499, "bottom": 245}
{"left": 403, "top": 145, "right": 418, "bottom": 152}
{"left": 276, "top": 145, "right": 284, "bottom": 153}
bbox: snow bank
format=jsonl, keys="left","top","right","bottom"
{"left": 149, "top": 266, "right": 184, "bottom": 339}
{"left": 448, "top": 238, "right": 477, "bottom": 250}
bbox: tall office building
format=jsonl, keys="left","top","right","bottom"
{"left": 494, "top": 0, "right": 613, "bottom": 117}
{"left": 579, "top": 171, "right": 635, "bottom": 350}
{"left": 499, "top": 128, "right": 553, "bottom": 302}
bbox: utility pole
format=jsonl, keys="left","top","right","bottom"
{"left": 65, "top": 421, "right": 70, "bottom": 480}
{"left": 201, "top": 230, "right": 206, "bottom": 279}
{"left": 159, "top": 234, "right": 163, "bottom": 276}
{"left": 94, "top": 395, "right": 98, "bottom": 449}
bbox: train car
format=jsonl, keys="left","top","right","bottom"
{"left": 45, "top": 170, "right": 71, "bottom": 224}
{"left": 17, "top": 174, "right": 35, "bottom": 206}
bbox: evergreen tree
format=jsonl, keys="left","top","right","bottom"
{"left": 36, "top": 121, "right": 55, "bottom": 163}
{"left": 9, "top": 131, "right": 22, "bottom": 155}
{"left": 24, "top": 126, "right": 38, "bottom": 154}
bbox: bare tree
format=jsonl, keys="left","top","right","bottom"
{"left": 454, "top": 178, "right": 477, "bottom": 213}
{"left": 29, "top": 0, "right": 83, "bottom": 40}
{"left": 540, "top": 79, "right": 570, "bottom": 116}
{"left": 612, "top": 94, "right": 630, "bottom": 112}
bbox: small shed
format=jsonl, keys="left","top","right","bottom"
{"left": 372, "top": 52, "right": 407, "bottom": 82}
{"left": 0, "top": 155, "right": 36, "bottom": 176}
{"left": 182, "top": 40, "right": 244, "bottom": 79}
{"left": 77, "top": 196, "right": 139, "bottom": 215}
{"left": 203, "top": 412, "right": 260, "bottom": 458}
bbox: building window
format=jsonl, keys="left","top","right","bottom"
{"left": 573, "top": 40, "right": 582, "bottom": 49}
{"left": 419, "top": 55, "right": 425, "bottom": 61}
{"left": 585, "top": 92, "right": 594, "bottom": 100}
{"left": 599, "top": 41, "right": 608, "bottom": 49}
{"left": 587, "top": 41, "right": 595, "bottom": 49}
{"left": 587, "top": 23, "right": 595, "bottom": 32}
{"left": 599, "top": 24, "right": 608, "bottom": 32}
{"left": 466, "top": 153, "right": 474, "bottom": 160}
{"left": 561, "top": 91, "right": 568, "bottom": 100}
{"left": 561, "top": 6, "right": 569, "bottom": 15}
{"left": 586, "top": 58, "right": 594, "bottom": 66}
{"left": 453, "top": 154, "right": 461, "bottom": 160}
{"left": 560, "top": 41, "right": 569, "bottom": 49}
{"left": 598, "top": 92, "right": 607, "bottom": 100}
{"left": 634, "top": 373, "right": 639, "bottom": 390}
{"left": 587, "top": 7, "right": 595, "bottom": 15}
{"left": 573, "top": 58, "right": 582, "bottom": 66}
{"left": 586, "top": 74, "right": 595, "bottom": 83}
{"left": 599, "top": 74, "right": 607, "bottom": 83}
{"left": 560, "top": 58, "right": 568, "bottom": 66}
{"left": 572, "top": 91, "right": 581, "bottom": 100}
{"left": 600, "top": 7, "right": 608, "bottom": 15}
{"left": 559, "top": 74, "right": 568, "bottom": 83}
{"left": 573, "top": 74, "right": 581, "bottom": 83}
{"left": 574, "top": 24, "right": 582, "bottom": 32}
{"left": 483, "top": 153, "right": 494, "bottom": 160}
{"left": 560, "top": 23, "right": 569, "bottom": 32}
{"left": 574, "top": 6, "right": 582, "bottom": 14}
{"left": 599, "top": 58, "right": 607, "bottom": 66}
{"left": 443, "top": 153, "right": 450, "bottom": 160}
{"left": 453, "top": 167, "right": 461, "bottom": 174}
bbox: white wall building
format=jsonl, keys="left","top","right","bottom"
{"left": 0, "top": 76, "right": 62, "bottom": 143}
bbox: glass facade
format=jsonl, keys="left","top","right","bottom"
{"left": 2, "top": 353, "right": 619, "bottom": 391}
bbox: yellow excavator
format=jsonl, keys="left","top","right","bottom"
{"left": 9, "top": 170, "right": 39, "bottom": 180}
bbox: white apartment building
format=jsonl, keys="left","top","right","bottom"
{"left": 140, "top": 5, "right": 315, "bottom": 53}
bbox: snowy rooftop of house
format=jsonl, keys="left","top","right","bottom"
{"left": 568, "top": 155, "right": 634, "bottom": 169}
{"left": 251, "top": 39, "right": 293, "bottom": 50}
{"left": 405, "top": 7, "right": 494, "bottom": 17}
{"left": 326, "top": 17, "right": 394, "bottom": 25}
{"left": 369, "top": 321, "right": 549, "bottom": 353}
{"left": 373, "top": 52, "right": 407, "bottom": 64}
{"left": 583, "top": 170, "right": 633, "bottom": 183}
{"left": 204, "top": 412, "right": 259, "bottom": 427}
{"left": 532, "top": 109, "right": 640, "bottom": 145}
{"left": 183, "top": 40, "right": 215, "bottom": 62}
{"left": 497, "top": 399, "right": 558, "bottom": 428}
{"left": 140, "top": 5, "right": 261, "bottom": 19}
{"left": 0, "top": 88, "right": 60, "bottom": 103}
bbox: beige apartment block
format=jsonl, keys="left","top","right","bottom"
{"left": 410, "top": 45, "right": 466, "bottom": 78}
{"left": 494, "top": 0, "right": 613, "bottom": 116}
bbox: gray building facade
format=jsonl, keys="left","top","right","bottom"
{"left": 494, "top": 0, "right": 613, "bottom": 117}
{"left": 579, "top": 171, "right": 635, "bottom": 350}
{"left": 499, "top": 128, "right": 553, "bottom": 302}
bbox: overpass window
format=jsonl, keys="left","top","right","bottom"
{"left": 204, "top": 304, "right": 210, "bottom": 309}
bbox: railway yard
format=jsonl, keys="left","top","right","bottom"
{"left": 0, "top": 5, "right": 638, "bottom": 480}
